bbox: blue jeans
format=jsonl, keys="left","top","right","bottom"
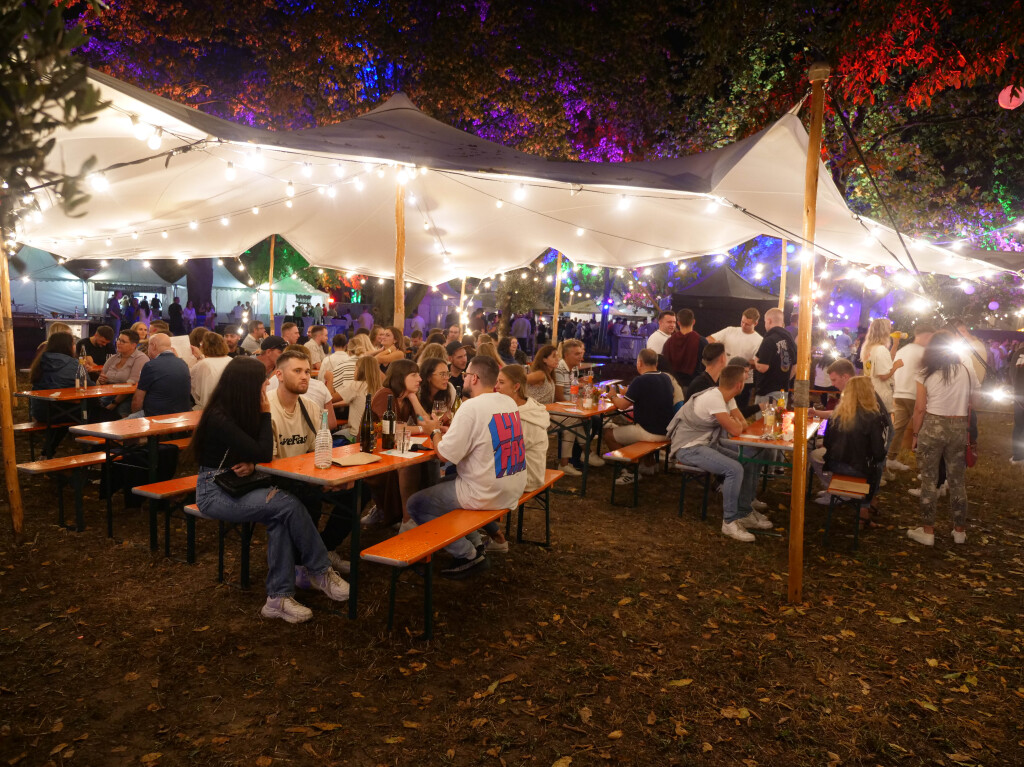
{"left": 406, "top": 479, "right": 475, "bottom": 560}
{"left": 675, "top": 443, "right": 762, "bottom": 523}
{"left": 196, "top": 468, "right": 330, "bottom": 598}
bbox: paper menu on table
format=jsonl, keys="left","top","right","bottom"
{"left": 380, "top": 449, "right": 421, "bottom": 459}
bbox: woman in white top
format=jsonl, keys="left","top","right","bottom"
{"left": 182, "top": 300, "right": 197, "bottom": 332}
{"left": 907, "top": 331, "right": 978, "bottom": 546}
{"left": 859, "top": 318, "right": 902, "bottom": 412}
{"left": 525, "top": 344, "right": 558, "bottom": 405}
{"left": 190, "top": 332, "right": 233, "bottom": 409}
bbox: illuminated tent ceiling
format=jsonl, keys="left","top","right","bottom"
{"left": 17, "top": 69, "right": 1013, "bottom": 285}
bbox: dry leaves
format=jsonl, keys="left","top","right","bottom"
{"left": 667, "top": 679, "right": 693, "bottom": 687}
{"left": 607, "top": 730, "right": 623, "bottom": 739}
{"left": 721, "top": 706, "right": 751, "bottom": 720}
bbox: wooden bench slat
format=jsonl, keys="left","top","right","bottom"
{"left": 164, "top": 438, "right": 191, "bottom": 450}
{"left": 361, "top": 508, "right": 508, "bottom": 568}
{"left": 183, "top": 503, "right": 215, "bottom": 521}
{"left": 828, "top": 474, "right": 870, "bottom": 498}
{"left": 13, "top": 421, "right": 76, "bottom": 433}
{"left": 517, "top": 469, "right": 564, "bottom": 505}
{"left": 602, "top": 440, "right": 669, "bottom": 463}
{"left": 17, "top": 451, "right": 110, "bottom": 474}
{"left": 133, "top": 475, "right": 199, "bottom": 499}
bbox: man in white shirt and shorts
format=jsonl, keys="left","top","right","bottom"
{"left": 707, "top": 308, "right": 763, "bottom": 410}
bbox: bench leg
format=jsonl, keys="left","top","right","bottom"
{"left": 543, "top": 487, "right": 551, "bottom": 547}
{"left": 823, "top": 499, "right": 836, "bottom": 548}
{"left": 71, "top": 468, "right": 87, "bottom": 533}
{"left": 164, "top": 502, "right": 173, "bottom": 558}
{"left": 701, "top": 475, "right": 710, "bottom": 520}
{"left": 185, "top": 516, "right": 196, "bottom": 564}
{"left": 677, "top": 474, "right": 688, "bottom": 518}
{"left": 347, "top": 480, "right": 364, "bottom": 621}
{"left": 217, "top": 521, "right": 226, "bottom": 582}
{"left": 28, "top": 432, "right": 36, "bottom": 462}
{"left": 387, "top": 567, "right": 400, "bottom": 632}
{"left": 55, "top": 474, "right": 67, "bottom": 528}
{"left": 632, "top": 464, "right": 640, "bottom": 507}
{"left": 149, "top": 499, "right": 164, "bottom": 553}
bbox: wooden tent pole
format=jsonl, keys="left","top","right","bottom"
{"left": 789, "top": 62, "right": 830, "bottom": 604}
{"left": 458, "top": 277, "right": 466, "bottom": 335}
{"left": 394, "top": 183, "right": 406, "bottom": 329}
{"left": 552, "top": 252, "right": 563, "bottom": 341}
{"left": 0, "top": 210, "right": 25, "bottom": 535}
{"left": 778, "top": 238, "right": 788, "bottom": 311}
{"left": 267, "top": 234, "right": 276, "bottom": 331}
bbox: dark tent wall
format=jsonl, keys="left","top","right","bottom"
{"left": 671, "top": 267, "right": 782, "bottom": 336}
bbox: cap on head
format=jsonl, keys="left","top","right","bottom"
{"left": 261, "top": 335, "right": 288, "bottom": 352}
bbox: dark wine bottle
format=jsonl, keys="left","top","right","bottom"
{"left": 359, "top": 393, "right": 375, "bottom": 452}
{"left": 451, "top": 386, "right": 463, "bottom": 415}
{"left": 381, "top": 394, "right": 396, "bottom": 450}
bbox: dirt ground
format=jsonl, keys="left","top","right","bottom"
{"left": 1, "top": 379, "right": 1022, "bottom": 767}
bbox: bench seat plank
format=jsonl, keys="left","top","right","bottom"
{"left": 603, "top": 440, "right": 669, "bottom": 463}
{"left": 518, "top": 469, "right": 564, "bottom": 505}
{"left": 361, "top": 508, "right": 507, "bottom": 568}
{"left": 134, "top": 475, "right": 199, "bottom": 500}
{"left": 828, "top": 474, "right": 870, "bottom": 498}
{"left": 17, "top": 451, "right": 110, "bottom": 474}
{"left": 13, "top": 421, "right": 75, "bottom": 433}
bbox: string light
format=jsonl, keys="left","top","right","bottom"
{"left": 160, "top": 230, "right": 168, "bottom": 239}
{"left": 514, "top": 184, "right": 526, "bottom": 201}
{"left": 285, "top": 199, "right": 293, "bottom": 208}
{"left": 327, "top": 186, "right": 337, "bottom": 198}
{"left": 251, "top": 206, "right": 259, "bottom": 215}
{"left": 301, "top": 163, "right": 313, "bottom": 178}
{"left": 495, "top": 199, "right": 504, "bottom": 208}
{"left": 617, "top": 195, "right": 631, "bottom": 211}
{"left": 189, "top": 220, "right": 198, "bottom": 230}
{"left": 576, "top": 227, "right": 584, "bottom": 236}
{"left": 354, "top": 178, "right": 364, "bottom": 191}
{"left": 146, "top": 128, "right": 162, "bottom": 151}
{"left": 87, "top": 173, "right": 109, "bottom": 191}
{"left": 220, "top": 217, "right": 229, "bottom": 226}
{"left": 225, "top": 162, "right": 236, "bottom": 181}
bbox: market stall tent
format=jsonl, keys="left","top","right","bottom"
{"left": 671, "top": 267, "right": 780, "bottom": 335}
{"left": 8, "top": 247, "right": 86, "bottom": 316}
{"left": 14, "top": 70, "right": 1012, "bottom": 289}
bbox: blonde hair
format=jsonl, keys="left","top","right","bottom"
{"left": 201, "top": 332, "right": 229, "bottom": 358}
{"left": 415, "top": 342, "right": 446, "bottom": 363}
{"left": 475, "top": 341, "right": 504, "bottom": 368}
{"left": 833, "top": 376, "right": 879, "bottom": 428}
{"left": 860, "top": 317, "right": 892, "bottom": 359}
{"left": 353, "top": 355, "right": 383, "bottom": 394}
{"left": 130, "top": 321, "right": 148, "bottom": 338}
{"left": 47, "top": 322, "right": 72, "bottom": 337}
{"left": 347, "top": 334, "right": 375, "bottom": 357}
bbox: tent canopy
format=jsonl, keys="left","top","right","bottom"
{"left": 17, "top": 69, "right": 1013, "bottom": 285}
{"left": 255, "top": 274, "right": 327, "bottom": 314}
{"left": 8, "top": 247, "right": 86, "bottom": 316}
{"left": 671, "top": 267, "right": 780, "bottom": 336}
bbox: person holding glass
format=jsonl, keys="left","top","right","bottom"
{"left": 95, "top": 329, "right": 148, "bottom": 418}
{"left": 418, "top": 357, "right": 456, "bottom": 427}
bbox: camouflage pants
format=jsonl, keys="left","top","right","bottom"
{"left": 916, "top": 413, "right": 968, "bottom": 528}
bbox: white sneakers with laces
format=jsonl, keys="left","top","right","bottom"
{"left": 737, "top": 511, "right": 773, "bottom": 530}
{"left": 560, "top": 463, "right": 582, "bottom": 477}
{"left": 906, "top": 527, "right": 935, "bottom": 546}
{"left": 310, "top": 568, "right": 350, "bottom": 601}
{"left": 722, "top": 520, "right": 756, "bottom": 542}
{"left": 261, "top": 596, "right": 313, "bottom": 623}
{"left": 887, "top": 458, "right": 911, "bottom": 471}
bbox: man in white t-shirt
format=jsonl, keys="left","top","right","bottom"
{"left": 318, "top": 333, "right": 354, "bottom": 395}
{"left": 266, "top": 345, "right": 337, "bottom": 417}
{"left": 407, "top": 355, "right": 527, "bottom": 579}
{"left": 666, "top": 365, "right": 771, "bottom": 542}
{"left": 646, "top": 310, "right": 676, "bottom": 355}
{"left": 303, "top": 325, "right": 328, "bottom": 371}
{"left": 707, "top": 308, "right": 763, "bottom": 404}
{"left": 888, "top": 322, "right": 934, "bottom": 470}
{"left": 358, "top": 309, "right": 374, "bottom": 330}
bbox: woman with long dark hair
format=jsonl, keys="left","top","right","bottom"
{"left": 29, "top": 331, "right": 79, "bottom": 459}
{"left": 907, "top": 330, "right": 978, "bottom": 546}
{"left": 525, "top": 345, "right": 558, "bottom": 404}
{"left": 497, "top": 336, "right": 527, "bottom": 366}
{"left": 418, "top": 356, "right": 456, "bottom": 418}
{"left": 193, "top": 357, "right": 349, "bottom": 623}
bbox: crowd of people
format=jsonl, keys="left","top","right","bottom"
{"left": 26, "top": 297, "right": 1021, "bottom": 622}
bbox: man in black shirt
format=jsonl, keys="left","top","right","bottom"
{"left": 76, "top": 325, "right": 114, "bottom": 366}
{"left": 752, "top": 308, "right": 797, "bottom": 406}
{"left": 684, "top": 343, "right": 728, "bottom": 401}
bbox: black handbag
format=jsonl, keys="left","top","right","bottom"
{"left": 213, "top": 449, "right": 272, "bottom": 498}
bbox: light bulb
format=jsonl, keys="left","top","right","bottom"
{"left": 237, "top": 263, "right": 245, "bottom": 272}
{"left": 131, "top": 231, "right": 138, "bottom": 240}
{"left": 285, "top": 199, "right": 293, "bottom": 208}
{"left": 495, "top": 199, "right": 504, "bottom": 208}
{"left": 252, "top": 206, "right": 259, "bottom": 215}
{"left": 220, "top": 217, "right": 229, "bottom": 226}
{"left": 301, "top": 163, "right": 312, "bottom": 178}
{"left": 354, "top": 178, "right": 364, "bottom": 191}
{"left": 286, "top": 181, "right": 295, "bottom": 197}
{"left": 225, "top": 162, "right": 236, "bottom": 181}
{"left": 217, "top": 258, "right": 223, "bottom": 265}
{"left": 189, "top": 219, "right": 198, "bottom": 230}
{"left": 147, "top": 128, "right": 162, "bottom": 150}
{"left": 334, "top": 164, "right": 345, "bottom": 177}
{"left": 104, "top": 237, "right": 112, "bottom": 246}
{"left": 576, "top": 227, "right": 584, "bottom": 236}
{"left": 88, "top": 173, "right": 109, "bottom": 191}
{"left": 142, "top": 260, "right": 150, "bottom": 268}
{"left": 161, "top": 230, "right": 168, "bottom": 239}
{"left": 618, "top": 195, "right": 631, "bottom": 210}
{"left": 100, "top": 259, "right": 108, "bottom": 267}
{"left": 378, "top": 277, "right": 384, "bottom": 284}
{"left": 131, "top": 116, "right": 152, "bottom": 141}
{"left": 514, "top": 184, "right": 526, "bottom": 201}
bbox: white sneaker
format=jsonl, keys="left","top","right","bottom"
{"left": 750, "top": 509, "right": 773, "bottom": 529}
{"left": 326, "top": 550, "right": 351, "bottom": 574}
{"left": 907, "top": 527, "right": 935, "bottom": 546}
{"left": 587, "top": 453, "right": 606, "bottom": 467}
{"left": 639, "top": 462, "right": 658, "bottom": 476}
{"left": 736, "top": 512, "right": 773, "bottom": 530}
{"left": 360, "top": 504, "right": 382, "bottom": 527}
{"left": 721, "top": 520, "right": 756, "bottom": 542}
{"left": 310, "top": 568, "right": 350, "bottom": 601}
{"left": 614, "top": 470, "right": 636, "bottom": 486}
{"left": 560, "top": 463, "right": 582, "bottom": 477}
{"left": 814, "top": 492, "right": 833, "bottom": 505}
{"left": 485, "top": 538, "right": 509, "bottom": 553}
{"left": 952, "top": 529, "right": 967, "bottom": 544}
{"left": 908, "top": 487, "right": 923, "bottom": 497}
{"left": 261, "top": 596, "right": 313, "bottom": 623}
{"left": 397, "top": 518, "right": 418, "bottom": 534}
{"left": 887, "top": 459, "right": 911, "bottom": 471}
{"left": 750, "top": 499, "right": 768, "bottom": 512}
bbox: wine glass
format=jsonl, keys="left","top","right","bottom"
{"left": 432, "top": 399, "right": 448, "bottom": 424}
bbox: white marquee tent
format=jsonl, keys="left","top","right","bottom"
{"left": 15, "top": 69, "right": 1015, "bottom": 287}
{"left": 254, "top": 274, "right": 327, "bottom": 315}
{"left": 208, "top": 259, "right": 256, "bottom": 311}
{"left": 8, "top": 247, "right": 87, "bottom": 316}
{"left": 85, "top": 259, "right": 184, "bottom": 314}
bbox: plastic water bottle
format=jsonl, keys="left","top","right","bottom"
{"left": 314, "top": 409, "right": 333, "bottom": 469}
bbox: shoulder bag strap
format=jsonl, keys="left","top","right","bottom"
{"left": 297, "top": 397, "right": 318, "bottom": 434}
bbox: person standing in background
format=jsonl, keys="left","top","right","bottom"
{"left": 707, "top": 308, "right": 763, "bottom": 410}
{"left": 887, "top": 322, "right": 934, "bottom": 471}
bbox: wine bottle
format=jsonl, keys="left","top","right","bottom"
{"left": 451, "top": 386, "right": 463, "bottom": 415}
{"left": 381, "top": 394, "right": 396, "bottom": 450}
{"left": 359, "top": 393, "right": 375, "bottom": 452}
{"left": 314, "top": 409, "right": 332, "bottom": 468}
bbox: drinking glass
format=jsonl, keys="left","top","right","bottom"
{"left": 432, "top": 400, "right": 448, "bottom": 423}
{"left": 395, "top": 423, "right": 410, "bottom": 453}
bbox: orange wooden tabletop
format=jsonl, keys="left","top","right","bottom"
{"left": 68, "top": 410, "right": 200, "bottom": 440}
{"left": 18, "top": 384, "right": 136, "bottom": 401}
{"left": 722, "top": 417, "right": 821, "bottom": 452}
{"left": 258, "top": 439, "right": 436, "bottom": 487}
{"left": 546, "top": 399, "right": 617, "bottom": 418}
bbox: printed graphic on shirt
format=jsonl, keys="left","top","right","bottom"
{"left": 278, "top": 432, "right": 309, "bottom": 448}
{"left": 488, "top": 411, "right": 526, "bottom": 479}
{"left": 776, "top": 340, "right": 793, "bottom": 373}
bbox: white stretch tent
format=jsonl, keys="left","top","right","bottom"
{"left": 209, "top": 260, "right": 256, "bottom": 311}
{"left": 86, "top": 259, "right": 183, "bottom": 314}
{"left": 8, "top": 247, "right": 87, "bottom": 315}
{"left": 16, "top": 70, "right": 1014, "bottom": 283}
{"left": 254, "top": 274, "right": 327, "bottom": 315}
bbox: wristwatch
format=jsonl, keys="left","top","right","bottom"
{"left": 431, "top": 428, "right": 442, "bottom": 442}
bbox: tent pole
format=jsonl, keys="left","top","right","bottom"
{"left": 778, "top": 238, "right": 788, "bottom": 311}
{"left": 0, "top": 209, "right": 25, "bottom": 536}
{"left": 394, "top": 183, "right": 406, "bottom": 330}
{"left": 267, "top": 234, "right": 276, "bottom": 332}
{"left": 552, "top": 251, "right": 563, "bottom": 342}
{"left": 789, "top": 62, "right": 830, "bottom": 604}
{"left": 458, "top": 278, "right": 466, "bottom": 335}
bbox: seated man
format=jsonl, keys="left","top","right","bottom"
{"left": 76, "top": 325, "right": 114, "bottom": 366}
{"left": 602, "top": 348, "right": 676, "bottom": 485}
{"left": 267, "top": 344, "right": 337, "bottom": 418}
{"left": 224, "top": 328, "right": 248, "bottom": 357}
{"left": 303, "top": 325, "right": 328, "bottom": 370}
{"left": 256, "top": 335, "right": 288, "bottom": 379}
{"left": 130, "top": 333, "right": 191, "bottom": 416}
{"left": 407, "top": 356, "right": 527, "bottom": 579}
{"left": 241, "top": 320, "right": 267, "bottom": 355}
{"left": 268, "top": 350, "right": 353, "bottom": 578}
{"left": 552, "top": 339, "right": 604, "bottom": 476}
{"left": 666, "top": 365, "right": 771, "bottom": 542}
{"left": 684, "top": 343, "right": 728, "bottom": 401}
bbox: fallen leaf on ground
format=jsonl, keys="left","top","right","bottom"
{"left": 646, "top": 712, "right": 656, "bottom": 725}
{"left": 667, "top": 679, "right": 693, "bottom": 687}
{"left": 469, "top": 718, "right": 487, "bottom": 728}
{"left": 311, "top": 723, "right": 343, "bottom": 731}
{"left": 49, "top": 744, "right": 68, "bottom": 756}
{"left": 702, "top": 742, "right": 713, "bottom": 752}
{"left": 255, "top": 758, "right": 272, "bottom": 767}
{"left": 140, "top": 754, "right": 162, "bottom": 766}
{"left": 383, "top": 736, "right": 404, "bottom": 744}
{"left": 551, "top": 758, "right": 572, "bottom": 767}
{"left": 578, "top": 707, "right": 592, "bottom": 724}
{"left": 607, "top": 730, "right": 623, "bottom": 739}
{"left": 123, "top": 672, "right": 139, "bottom": 682}
{"left": 721, "top": 706, "right": 750, "bottom": 719}
{"left": 926, "top": 658, "right": 939, "bottom": 667}
{"left": 915, "top": 699, "right": 939, "bottom": 712}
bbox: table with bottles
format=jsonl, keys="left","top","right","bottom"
{"left": 546, "top": 371, "right": 619, "bottom": 498}
{"left": 258, "top": 438, "right": 437, "bottom": 620}
{"left": 721, "top": 409, "right": 824, "bottom": 494}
